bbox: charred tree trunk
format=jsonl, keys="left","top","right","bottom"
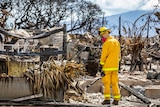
{"left": 130, "top": 40, "right": 144, "bottom": 72}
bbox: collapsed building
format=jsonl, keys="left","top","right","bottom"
{"left": 0, "top": 26, "right": 70, "bottom": 102}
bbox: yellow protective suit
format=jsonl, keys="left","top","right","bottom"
{"left": 100, "top": 35, "right": 121, "bottom": 101}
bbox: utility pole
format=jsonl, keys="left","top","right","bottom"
{"left": 118, "top": 16, "right": 122, "bottom": 44}
{"left": 146, "top": 14, "right": 150, "bottom": 45}
{"left": 118, "top": 16, "right": 122, "bottom": 70}
{"left": 102, "top": 12, "right": 105, "bottom": 26}
{"left": 71, "top": 7, "right": 73, "bottom": 34}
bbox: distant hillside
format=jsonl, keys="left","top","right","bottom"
{"left": 107, "top": 10, "right": 150, "bottom": 23}
{"left": 105, "top": 10, "right": 158, "bottom": 36}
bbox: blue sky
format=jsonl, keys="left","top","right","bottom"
{"left": 87, "top": 0, "right": 159, "bottom": 16}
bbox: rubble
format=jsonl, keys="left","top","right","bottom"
{"left": 0, "top": 27, "right": 160, "bottom": 106}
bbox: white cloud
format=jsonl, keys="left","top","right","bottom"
{"left": 87, "top": 0, "right": 159, "bottom": 16}
{"left": 140, "top": 0, "right": 159, "bottom": 10}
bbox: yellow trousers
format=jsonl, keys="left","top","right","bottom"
{"left": 101, "top": 70, "right": 121, "bottom": 100}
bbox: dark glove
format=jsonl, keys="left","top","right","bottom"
{"left": 101, "top": 71, "right": 105, "bottom": 77}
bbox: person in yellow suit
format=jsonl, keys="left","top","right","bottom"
{"left": 99, "top": 27, "right": 121, "bottom": 105}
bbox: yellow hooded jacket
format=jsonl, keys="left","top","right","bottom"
{"left": 100, "top": 36, "right": 121, "bottom": 71}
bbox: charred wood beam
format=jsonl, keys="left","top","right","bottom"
{"left": 11, "top": 94, "right": 43, "bottom": 102}
{"left": 142, "top": 51, "right": 160, "bottom": 60}
{"left": 0, "top": 27, "right": 24, "bottom": 38}
{"left": 27, "top": 28, "right": 64, "bottom": 39}
{"left": 68, "top": 46, "right": 87, "bottom": 61}
{"left": 84, "top": 77, "right": 101, "bottom": 92}
{"left": 119, "top": 82, "right": 151, "bottom": 104}
{"left": 0, "top": 27, "right": 64, "bottom": 39}
{"left": 149, "top": 53, "right": 160, "bottom": 60}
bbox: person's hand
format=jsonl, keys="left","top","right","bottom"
{"left": 101, "top": 71, "right": 105, "bottom": 77}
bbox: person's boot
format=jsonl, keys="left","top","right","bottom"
{"left": 102, "top": 100, "right": 110, "bottom": 105}
{"left": 112, "top": 100, "right": 119, "bottom": 105}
